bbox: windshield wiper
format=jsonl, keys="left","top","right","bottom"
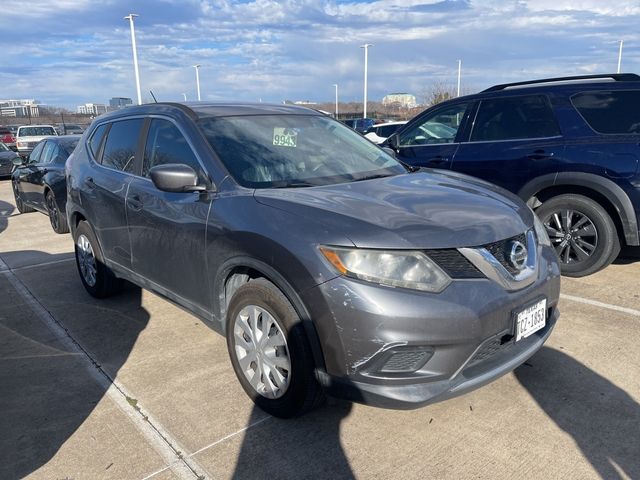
{"left": 272, "top": 181, "right": 317, "bottom": 189}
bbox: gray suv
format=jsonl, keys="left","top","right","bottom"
{"left": 66, "top": 103, "right": 560, "bottom": 417}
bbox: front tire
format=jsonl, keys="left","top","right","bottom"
{"left": 12, "top": 180, "right": 34, "bottom": 214}
{"left": 46, "top": 190, "right": 69, "bottom": 234}
{"left": 226, "top": 278, "right": 324, "bottom": 418}
{"left": 73, "top": 221, "right": 123, "bottom": 298}
{"left": 536, "top": 194, "right": 620, "bottom": 277}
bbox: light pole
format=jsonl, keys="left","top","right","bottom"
{"left": 457, "top": 59, "right": 462, "bottom": 97}
{"left": 124, "top": 14, "right": 142, "bottom": 105}
{"left": 617, "top": 40, "right": 624, "bottom": 73}
{"left": 332, "top": 83, "right": 339, "bottom": 118}
{"left": 360, "top": 44, "right": 373, "bottom": 118}
{"left": 182, "top": 93, "right": 187, "bottom": 101}
{"left": 193, "top": 64, "right": 201, "bottom": 101}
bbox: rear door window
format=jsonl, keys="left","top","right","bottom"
{"left": 571, "top": 90, "right": 640, "bottom": 134}
{"left": 101, "top": 119, "right": 143, "bottom": 173}
{"left": 40, "top": 141, "right": 59, "bottom": 164}
{"left": 28, "top": 141, "right": 46, "bottom": 164}
{"left": 471, "top": 95, "right": 560, "bottom": 142}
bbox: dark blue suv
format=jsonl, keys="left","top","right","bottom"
{"left": 387, "top": 73, "right": 640, "bottom": 277}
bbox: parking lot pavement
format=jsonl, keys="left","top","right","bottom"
{"left": 0, "top": 178, "right": 639, "bottom": 480}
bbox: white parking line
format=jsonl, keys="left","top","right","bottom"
{"left": 7, "top": 257, "right": 75, "bottom": 272}
{"left": 0, "top": 257, "right": 212, "bottom": 480}
{"left": 560, "top": 293, "right": 640, "bottom": 318}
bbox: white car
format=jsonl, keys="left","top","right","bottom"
{"left": 364, "top": 121, "right": 407, "bottom": 144}
{"left": 16, "top": 125, "right": 58, "bottom": 157}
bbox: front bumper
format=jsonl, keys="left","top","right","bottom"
{"left": 302, "top": 244, "right": 561, "bottom": 409}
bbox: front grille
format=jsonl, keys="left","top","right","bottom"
{"left": 428, "top": 249, "right": 484, "bottom": 278}
{"left": 483, "top": 233, "right": 528, "bottom": 276}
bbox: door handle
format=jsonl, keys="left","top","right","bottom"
{"left": 426, "top": 156, "right": 450, "bottom": 166}
{"left": 526, "top": 150, "right": 554, "bottom": 161}
{"left": 128, "top": 195, "right": 143, "bottom": 211}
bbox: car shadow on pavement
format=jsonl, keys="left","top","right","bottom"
{"left": 232, "top": 399, "right": 356, "bottom": 480}
{"left": 0, "top": 199, "right": 15, "bottom": 234}
{"left": 0, "top": 252, "right": 149, "bottom": 479}
{"left": 515, "top": 346, "right": 640, "bottom": 480}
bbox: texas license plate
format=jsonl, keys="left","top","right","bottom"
{"left": 515, "top": 298, "right": 547, "bottom": 341}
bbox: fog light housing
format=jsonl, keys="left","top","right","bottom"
{"left": 371, "top": 347, "right": 434, "bottom": 374}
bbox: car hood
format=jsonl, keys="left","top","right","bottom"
{"left": 254, "top": 170, "right": 534, "bottom": 249}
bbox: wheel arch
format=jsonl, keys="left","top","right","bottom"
{"left": 213, "top": 256, "right": 327, "bottom": 372}
{"left": 519, "top": 172, "right": 639, "bottom": 246}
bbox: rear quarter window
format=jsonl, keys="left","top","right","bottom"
{"left": 571, "top": 90, "right": 640, "bottom": 134}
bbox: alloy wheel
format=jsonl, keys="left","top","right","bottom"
{"left": 544, "top": 209, "right": 598, "bottom": 265}
{"left": 76, "top": 234, "right": 97, "bottom": 287}
{"left": 46, "top": 194, "right": 59, "bottom": 231}
{"left": 233, "top": 305, "right": 291, "bottom": 399}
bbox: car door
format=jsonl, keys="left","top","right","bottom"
{"left": 30, "top": 140, "right": 59, "bottom": 209}
{"left": 451, "top": 94, "right": 566, "bottom": 193}
{"left": 394, "top": 101, "right": 473, "bottom": 169}
{"left": 16, "top": 141, "right": 47, "bottom": 206}
{"left": 82, "top": 119, "right": 144, "bottom": 271}
{"left": 126, "top": 117, "right": 212, "bottom": 312}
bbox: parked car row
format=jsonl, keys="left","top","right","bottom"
{"left": 5, "top": 73, "right": 638, "bottom": 418}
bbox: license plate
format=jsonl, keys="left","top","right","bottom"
{"left": 515, "top": 298, "right": 546, "bottom": 341}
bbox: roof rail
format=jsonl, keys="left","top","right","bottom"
{"left": 482, "top": 73, "right": 640, "bottom": 92}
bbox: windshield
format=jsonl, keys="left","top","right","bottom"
{"left": 19, "top": 126, "right": 56, "bottom": 137}
{"left": 197, "top": 114, "right": 406, "bottom": 188}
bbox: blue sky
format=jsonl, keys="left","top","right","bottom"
{"left": 1, "top": 0, "right": 639, "bottom": 108}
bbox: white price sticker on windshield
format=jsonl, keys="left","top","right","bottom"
{"left": 273, "top": 128, "right": 297, "bottom": 147}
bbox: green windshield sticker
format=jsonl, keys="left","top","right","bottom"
{"left": 273, "top": 127, "right": 297, "bottom": 147}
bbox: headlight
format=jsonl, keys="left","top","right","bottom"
{"left": 320, "top": 246, "right": 451, "bottom": 293}
{"left": 532, "top": 211, "right": 551, "bottom": 246}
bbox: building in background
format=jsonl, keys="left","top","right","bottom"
{"left": 0, "top": 99, "right": 41, "bottom": 118}
{"left": 382, "top": 93, "right": 417, "bottom": 109}
{"left": 109, "top": 97, "right": 133, "bottom": 110}
{"left": 77, "top": 103, "right": 108, "bottom": 115}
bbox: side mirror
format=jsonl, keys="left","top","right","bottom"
{"left": 149, "top": 163, "right": 209, "bottom": 193}
{"left": 386, "top": 133, "right": 400, "bottom": 150}
{"left": 12, "top": 157, "right": 24, "bottom": 167}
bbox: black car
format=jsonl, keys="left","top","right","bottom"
{"left": 387, "top": 73, "right": 640, "bottom": 277}
{"left": 0, "top": 142, "right": 20, "bottom": 177}
{"left": 11, "top": 135, "right": 80, "bottom": 233}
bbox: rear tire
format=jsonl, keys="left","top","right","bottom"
{"left": 536, "top": 194, "right": 620, "bottom": 277}
{"left": 73, "top": 220, "right": 123, "bottom": 298}
{"left": 226, "top": 278, "right": 324, "bottom": 418}
{"left": 46, "top": 190, "right": 69, "bottom": 234}
{"left": 12, "top": 180, "right": 34, "bottom": 213}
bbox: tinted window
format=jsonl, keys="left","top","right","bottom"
{"left": 18, "top": 126, "right": 56, "bottom": 137}
{"left": 28, "top": 141, "right": 46, "bottom": 164}
{"left": 471, "top": 95, "right": 559, "bottom": 142}
{"left": 399, "top": 103, "right": 467, "bottom": 146}
{"left": 89, "top": 124, "right": 108, "bottom": 160}
{"left": 40, "top": 141, "right": 58, "bottom": 164}
{"left": 571, "top": 90, "right": 640, "bottom": 134}
{"left": 142, "top": 119, "right": 201, "bottom": 178}
{"left": 101, "top": 119, "right": 143, "bottom": 173}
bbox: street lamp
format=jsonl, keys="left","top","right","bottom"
{"left": 617, "top": 40, "right": 624, "bottom": 73}
{"left": 332, "top": 83, "right": 339, "bottom": 118}
{"left": 457, "top": 59, "right": 462, "bottom": 97}
{"left": 193, "top": 64, "right": 201, "bottom": 101}
{"left": 360, "top": 44, "right": 373, "bottom": 118}
{"left": 124, "top": 14, "right": 142, "bottom": 105}
{"left": 182, "top": 93, "right": 187, "bottom": 101}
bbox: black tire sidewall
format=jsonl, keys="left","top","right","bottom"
{"left": 12, "top": 181, "right": 32, "bottom": 214}
{"left": 226, "top": 279, "right": 319, "bottom": 418}
{"left": 46, "top": 191, "right": 68, "bottom": 234}
{"left": 537, "top": 194, "right": 619, "bottom": 277}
